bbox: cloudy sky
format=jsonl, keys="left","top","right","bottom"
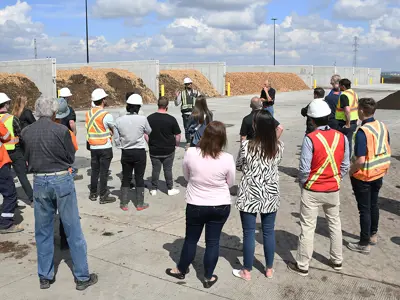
{"left": 0, "top": 0, "right": 399, "bottom": 70}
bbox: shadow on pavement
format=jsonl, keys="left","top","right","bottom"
{"left": 278, "top": 166, "right": 299, "bottom": 178}
{"left": 175, "top": 176, "right": 187, "bottom": 188}
{"left": 379, "top": 197, "right": 400, "bottom": 216}
{"left": 391, "top": 237, "right": 400, "bottom": 245}
{"left": 163, "top": 232, "right": 253, "bottom": 283}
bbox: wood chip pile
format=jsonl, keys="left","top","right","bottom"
{"left": 57, "top": 67, "right": 156, "bottom": 109}
{"left": 226, "top": 72, "right": 309, "bottom": 95}
{"left": 0, "top": 73, "right": 41, "bottom": 109}
{"left": 160, "top": 70, "right": 219, "bottom": 100}
{"left": 377, "top": 91, "right": 400, "bottom": 110}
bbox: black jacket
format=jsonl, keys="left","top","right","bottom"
{"left": 301, "top": 104, "right": 314, "bottom": 134}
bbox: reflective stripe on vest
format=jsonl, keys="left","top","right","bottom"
{"left": 353, "top": 120, "right": 391, "bottom": 181}
{"left": 0, "top": 113, "right": 19, "bottom": 150}
{"left": 335, "top": 89, "right": 359, "bottom": 121}
{"left": 305, "top": 132, "right": 341, "bottom": 190}
{"left": 85, "top": 108, "right": 111, "bottom": 145}
{"left": 181, "top": 90, "right": 196, "bottom": 112}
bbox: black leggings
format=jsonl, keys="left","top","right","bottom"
{"left": 121, "top": 149, "right": 146, "bottom": 188}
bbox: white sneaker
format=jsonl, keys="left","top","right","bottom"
{"left": 167, "top": 189, "right": 180, "bottom": 196}
{"left": 149, "top": 190, "right": 157, "bottom": 196}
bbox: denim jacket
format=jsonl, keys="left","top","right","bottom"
{"left": 188, "top": 113, "right": 213, "bottom": 145}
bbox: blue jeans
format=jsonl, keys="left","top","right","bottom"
{"left": 264, "top": 106, "right": 274, "bottom": 117}
{"left": 33, "top": 173, "right": 90, "bottom": 281}
{"left": 240, "top": 211, "right": 277, "bottom": 270}
{"left": 178, "top": 204, "right": 230, "bottom": 279}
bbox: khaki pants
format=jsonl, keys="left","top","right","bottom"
{"left": 296, "top": 188, "right": 343, "bottom": 271}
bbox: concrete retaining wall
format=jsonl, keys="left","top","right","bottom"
{"left": 160, "top": 62, "right": 226, "bottom": 96}
{"left": 227, "top": 65, "right": 314, "bottom": 88}
{"left": 314, "top": 66, "right": 382, "bottom": 87}
{"left": 0, "top": 59, "right": 56, "bottom": 98}
{"left": 57, "top": 60, "right": 160, "bottom": 96}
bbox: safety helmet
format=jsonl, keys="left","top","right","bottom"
{"left": 0, "top": 93, "right": 11, "bottom": 105}
{"left": 56, "top": 98, "right": 70, "bottom": 119}
{"left": 307, "top": 99, "right": 331, "bottom": 118}
{"left": 59, "top": 87, "right": 72, "bottom": 98}
{"left": 91, "top": 88, "right": 108, "bottom": 101}
{"left": 126, "top": 94, "right": 143, "bottom": 105}
{"left": 183, "top": 77, "right": 192, "bottom": 84}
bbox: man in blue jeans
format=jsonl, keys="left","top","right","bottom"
{"left": 22, "top": 96, "right": 98, "bottom": 291}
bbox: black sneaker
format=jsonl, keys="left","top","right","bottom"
{"left": 40, "top": 278, "right": 55, "bottom": 289}
{"left": 89, "top": 193, "right": 98, "bottom": 201}
{"left": 76, "top": 273, "right": 98, "bottom": 291}
{"left": 287, "top": 262, "right": 309, "bottom": 277}
{"left": 330, "top": 260, "right": 342, "bottom": 271}
{"left": 99, "top": 194, "right": 116, "bottom": 204}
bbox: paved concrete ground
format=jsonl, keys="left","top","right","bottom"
{"left": 1, "top": 87, "right": 400, "bottom": 299}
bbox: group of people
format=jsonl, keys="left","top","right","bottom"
{"left": 0, "top": 74, "right": 392, "bottom": 291}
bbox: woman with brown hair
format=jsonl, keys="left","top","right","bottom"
{"left": 187, "top": 95, "right": 213, "bottom": 147}
{"left": 233, "top": 110, "right": 284, "bottom": 281}
{"left": 166, "top": 121, "right": 235, "bottom": 289}
{"left": 11, "top": 96, "right": 36, "bottom": 129}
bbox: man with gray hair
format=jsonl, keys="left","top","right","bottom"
{"left": 325, "top": 74, "right": 342, "bottom": 129}
{"left": 22, "top": 96, "right": 98, "bottom": 291}
{"left": 240, "top": 96, "right": 283, "bottom": 141}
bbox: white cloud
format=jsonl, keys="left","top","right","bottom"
{"left": 333, "top": 0, "right": 387, "bottom": 20}
{"left": 92, "top": 0, "right": 159, "bottom": 18}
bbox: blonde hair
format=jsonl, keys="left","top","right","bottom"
{"left": 11, "top": 96, "right": 27, "bottom": 118}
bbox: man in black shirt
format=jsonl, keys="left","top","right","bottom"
{"left": 240, "top": 97, "right": 283, "bottom": 141}
{"left": 260, "top": 80, "right": 276, "bottom": 117}
{"left": 301, "top": 87, "right": 326, "bottom": 134}
{"left": 147, "top": 97, "right": 181, "bottom": 196}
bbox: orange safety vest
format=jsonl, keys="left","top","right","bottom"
{"left": 0, "top": 120, "right": 12, "bottom": 168}
{"left": 304, "top": 129, "right": 345, "bottom": 192}
{"left": 352, "top": 120, "right": 391, "bottom": 182}
{"left": 0, "top": 113, "right": 20, "bottom": 150}
{"left": 85, "top": 107, "right": 112, "bottom": 146}
{"left": 335, "top": 89, "right": 359, "bottom": 121}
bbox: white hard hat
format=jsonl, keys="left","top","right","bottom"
{"left": 127, "top": 94, "right": 143, "bottom": 105}
{"left": 0, "top": 93, "right": 11, "bottom": 105}
{"left": 91, "top": 88, "right": 108, "bottom": 101}
{"left": 307, "top": 99, "right": 331, "bottom": 118}
{"left": 59, "top": 87, "right": 72, "bottom": 98}
{"left": 183, "top": 77, "right": 192, "bottom": 84}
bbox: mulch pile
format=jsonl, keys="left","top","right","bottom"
{"left": 0, "top": 73, "right": 41, "bottom": 109}
{"left": 57, "top": 67, "right": 156, "bottom": 109}
{"left": 377, "top": 91, "right": 400, "bottom": 110}
{"left": 160, "top": 70, "right": 219, "bottom": 100}
{"left": 226, "top": 72, "right": 309, "bottom": 95}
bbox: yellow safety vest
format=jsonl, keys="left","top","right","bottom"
{"left": 335, "top": 89, "right": 359, "bottom": 121}
{"left": 181, "top": 90, "right": 198, "bottom": 113}
{"left": 0, "top": 113, "right": 19, "bottom": 151}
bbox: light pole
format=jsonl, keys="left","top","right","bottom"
{"left": 85, "top": 0, "right": 89, "bottom": 63}
{"left": 271, "top": 18, "right": 277, "bottom": 65}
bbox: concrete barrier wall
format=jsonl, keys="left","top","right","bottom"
{"left": 227, "top": 65, "right": 313, "bottom": 88}
{"left": 57, "top": 60, "right": 160, "bottom": 96}
{"left": 160, "top": 62, "right": 226, "bottom": 96}
{"left": 314, "top": 67, "right": 382, "bottom": 87}
{"left": 0, "top": 59, "right": 56, "bottom": 98}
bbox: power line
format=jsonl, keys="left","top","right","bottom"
{"left": 353, "top": 36, "right": 358, "bottom": 68}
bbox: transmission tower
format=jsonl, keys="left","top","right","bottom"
{"left": 353, "top": 36, "right": 358, "bottom": 68}
{"left": 34, "top": 38, "right": 37, "bottom": 59}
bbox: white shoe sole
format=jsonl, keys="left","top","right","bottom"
{"left": 232, "top": 269, "right": 250, "bottom": 281}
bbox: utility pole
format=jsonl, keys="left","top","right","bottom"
{"left": 85, "top": 0, "right": 90, "bottom": 63}
{"left": 353, "top": 36, "right": 358, "bottom": 68}
{"left": 34, "top": 38, "right": 37, "bottom": 59}
{"left": 272, "top": 18, "right": 277, "bottom": 65}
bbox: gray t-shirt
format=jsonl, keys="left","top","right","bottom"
{"left": 115, "top": 114, "right": 152, "bottom": 149}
